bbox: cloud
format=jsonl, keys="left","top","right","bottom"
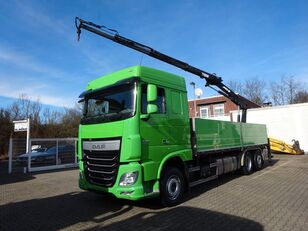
{"left": 13, "top": 0, "right": 70, "bottom": 37}
{"left": 1, "top": 1, "right": 124, "bottom": 77}
{"left": 0, "top": 45, "right": 69, "bottom": 79}
{"left": 0, "top": 44, "right": 91, "bottom": 86}
{"left": 0, "top": 77, "right": 76, "bottom": 107}
{"left": 1, "top": 49, "right": 47, "bottom": 75}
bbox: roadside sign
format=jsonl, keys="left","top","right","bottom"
{"left": 13, "top": 120, "right": 29, "bottom": 132}
{"left": 12, "top": 119, "right": 31, "bottom": 171}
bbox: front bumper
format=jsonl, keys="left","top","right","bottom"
{"left": 79, "top": 162, "right": 159, "bottom": 200}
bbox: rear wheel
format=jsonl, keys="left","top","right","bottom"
{"left": 160, "top": 167, "right": 185, "bottom": 207}
{"left": 242, "top": 152, "right": 253, "bottom": 175}
{"left": 253, "top": 150, "right": 264, "bottom": 171}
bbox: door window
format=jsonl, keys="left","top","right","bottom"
{"left": 141, "top": 85, "right": 166, "bottom": 114}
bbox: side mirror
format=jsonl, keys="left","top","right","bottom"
{"left": 147, "top": 84, "right": 157, "bottom": 102}
{"left": 147, "top": 104, "right": 158, "bottom": 114}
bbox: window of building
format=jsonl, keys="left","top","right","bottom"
{"left": 200, "top": 106, "right": 209, "bottom": 118}
{"left": 214, "top": 103, "right": 224, "bottom": 116}
{"left": 141, "top": 84, "right": 166, "bottom": 114}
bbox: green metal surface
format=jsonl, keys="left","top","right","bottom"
{"left": 241, "top": 122, "right": 268, "bottom": 147}
{"left": 194, "top": 118, "right": 268, "bottom": 152}
{"left": 87, "top": 65, "right": 186, "bottom": 92}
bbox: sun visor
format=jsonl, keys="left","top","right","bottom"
{"left": 78, "top": 77, "right": 139, "bottom": 98}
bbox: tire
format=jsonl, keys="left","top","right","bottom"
{"left": 253, "top": 150, "right": 264, "bottom": 171}
{"left": 160, "top": 167, "right": 185, "bottom": 207}
{"left": 242, "top": 152, "right": 253, "bottom": 175}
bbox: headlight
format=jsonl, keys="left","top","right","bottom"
{"left": 119, "top": 172, "right": 138, "bottom": 186}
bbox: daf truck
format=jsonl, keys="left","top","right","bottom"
{"left": 75, "top": 18, "right": 270, "bottom": 206}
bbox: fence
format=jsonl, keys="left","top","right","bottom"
{"left": 8, "top": 138, "right": 78, "bottom": 173}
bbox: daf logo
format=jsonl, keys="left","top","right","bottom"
{"left": 83, "top": 140, "right": 120, "bottom": 151}
{"left": 92, "top": 144, "right": 106, "bottom": 150}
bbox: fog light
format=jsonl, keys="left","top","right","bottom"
{"left": 119, "top": 172, "right": 138, "bottom": 186}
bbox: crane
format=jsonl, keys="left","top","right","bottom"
{"left": 75, "top": 17, "right": 250, "bottom": 122}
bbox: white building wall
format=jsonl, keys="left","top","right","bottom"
{"left": 206, "top": 115, "right": 231, "bottom": 121}
{"left": 231, "top": 103, "right": 308, "bottom": 152}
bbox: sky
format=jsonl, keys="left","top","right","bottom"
{"left": 0, "top": 0, "right": 308, "bottom": 109}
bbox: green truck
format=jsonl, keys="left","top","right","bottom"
{"left": 76, "top": 18, "right": 270, "bottom": 206}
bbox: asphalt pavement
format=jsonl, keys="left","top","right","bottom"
{"left": 1, "top": 154, "right": 307, "bottom": 231}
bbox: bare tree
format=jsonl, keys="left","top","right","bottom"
{"left": 270, "top": 76, "right": 301, "bottom": 105}
{"left": 59, "top": 106, "right": 82, "bottom": 137}
{"left": 19, "top": 93, "right": 31, "bottom": 119}
{"left": 42, "top": 108, "right": 61, "bottom": 125}
{"left": 285, "top": 76, "right": 301, "bottom": 104}
{"left": 227, "top": 80, "right": 243, "bottom": 95}
{"left": 9, "top": 94, "right": 41, "bottom": 121}
{"left": 10, "top": 102, "right": 21, "bottom": 120}
{"left": 293, "top": 90, "right": 308, "bottom": 104}
{"left": 270, "top": 80, "right": 285, "bottom": 105}
{"left": 0, "top": 108, "right": 12, "bottom": 156}
{"left": 30, "top": 98, "right": 42, "bottom": 125}
{"left": 242, "top": 77, "right": 268, "bottom": 105}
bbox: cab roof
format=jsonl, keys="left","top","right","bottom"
{"left": 86, "top": 66, "right": 186, "bottom": 92}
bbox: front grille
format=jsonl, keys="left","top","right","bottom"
{"left": 83, "top": 149, "right": 120, "bottom": 187}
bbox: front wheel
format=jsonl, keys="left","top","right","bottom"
{"left": 160, "top": 167, "right": 185, "bottom": 207}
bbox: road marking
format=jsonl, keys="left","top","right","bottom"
{"left": 252, "top": 161, "right": 291, "bottom": 179}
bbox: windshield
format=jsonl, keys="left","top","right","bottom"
{"left": 80, "top": 81, "right": 136, "bottom": 124}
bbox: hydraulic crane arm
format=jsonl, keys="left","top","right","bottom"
{"left": 75, "top": 17, "right": 249, "bottom": 122}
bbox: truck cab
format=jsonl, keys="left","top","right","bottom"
{"left": 78, "top": 66, "right": 193, "bottom": 202}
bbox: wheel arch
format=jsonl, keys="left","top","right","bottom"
{"left": 240, "top": 147, "right": 263, "bottom": 166}
{"left": 157, "top": 149, "right": 191, "bottom": 179}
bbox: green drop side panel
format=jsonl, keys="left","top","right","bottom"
{"left": 195, "top": 119, "right": 242, "bottom": 152}
{"left": 241, "top": 122, "right": 268, "bottom": 147}
{"left": 194, "top": 119, "right": 268, "bottom": 153}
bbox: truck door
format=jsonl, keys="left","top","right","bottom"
{"left": 140, "top": 84, "right": 172, "bottom": 172}
{"left": 167, "top": 90, "right": 190, "bottom": 150}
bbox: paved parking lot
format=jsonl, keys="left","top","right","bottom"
{"left": 1, "top": 154, "right": 308, "bottom": 231}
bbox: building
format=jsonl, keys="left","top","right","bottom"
{"left": 188, "top": 95, "right": 260, "bottom": 120}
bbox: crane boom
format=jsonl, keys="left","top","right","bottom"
{"left": 75, "top": 17, "right": 249, "bottom": 122}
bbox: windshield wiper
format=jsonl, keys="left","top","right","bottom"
{"left": 104, "top": 113, "right": 121, "bottom": 121}
{"left": 104, "top": 110, "right": 133, "bottom": 120}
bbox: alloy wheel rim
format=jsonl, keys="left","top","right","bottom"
{"left": 166, "top": 175, "right": 181, "bottom": 200}
{"left": 257, "top": 155, "right": 262, "bottom": 166}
